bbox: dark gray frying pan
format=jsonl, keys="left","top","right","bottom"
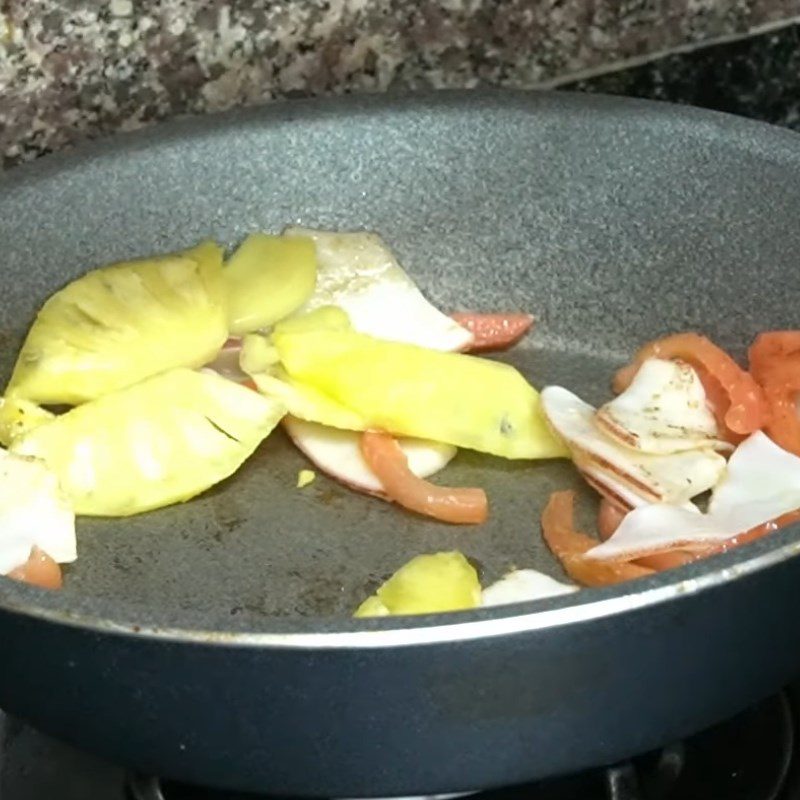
{"left": 1, "top": 90, "right": 800, "bottom": 797}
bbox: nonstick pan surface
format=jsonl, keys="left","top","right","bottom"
{"left": 2, "top": 91, "right": 799, "bottom": 632}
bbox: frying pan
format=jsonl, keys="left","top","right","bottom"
{"left": 1, "top": 90, "right": 800, "bottom": 797}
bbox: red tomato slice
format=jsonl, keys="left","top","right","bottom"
{"left": 451, "top": 313, "right": 534, "bottom": 352}
{"left": 634, "top": 550, "right": 698, "bottom": 571}
{"left": 597, "top": 498, "right": 625, "bottom": 541}
{"left": 749, "top": 332, "right": 800, "bottom": 456}
{"left": 7, "top": 546, "right": 63, "bottom": 590}
{"left": 541, "top": 491, "right": 653, "bottom": 587}
{"left": 750, "top": 331, "right": 800, "bottom": 363}
{"left": 699, "top": 509, "right": 800, "bottom": 557}
{"left": 360, "top": 431, "right": 488, "bottom": 524}
{"left": 613, "top": 333, "right": 766, "bottom": 442}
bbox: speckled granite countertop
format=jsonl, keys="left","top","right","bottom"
{"left": 1, "top": 0, "right": 799, "bottom": 168}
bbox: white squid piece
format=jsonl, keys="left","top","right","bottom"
{"left": 587, "top": 432, "right": 800, "bottom": 562}
{"left": 596, "top": 358, "right": 729, "bottom": 454}
{"left": 0, "top": 450, "right": 76, "bottom": 575}
{"left": 283, "top": 227, "right": 474, "bottom": 351}
{"left": 482, "top": 569, "right": 578, "bottom": 606}
{"left": 541, "top": 386, "right": 727, "bottom": 508}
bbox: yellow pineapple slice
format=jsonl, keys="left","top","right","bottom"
{"left": 11, "top": 368, "right": 285, "bottom": 516}
{"left": 7, "top": 241, "right": 228, "bottom": 405}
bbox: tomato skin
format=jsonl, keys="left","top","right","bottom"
{"left": 451, "top": 313, "right": 534, "bottom": 352}
{"left": 614, "top": 333, "right": 766, "bottom": 442}
{"left": 360, "top": 431, "right": 488, "bottom": 524}
{"left": 541, "top": 491, "right": 653, "bottom": 587}
{"left": 634, "top": 550, "right": 697, "bottom": 571}
{"left": 597, "top": 498, "right": 625, "bottom": 541}
{"left": 749, "top": 332, "right": 800, "bottom": 456}
{"left": 7, "top": 547, "right": 62, "bottom": 590}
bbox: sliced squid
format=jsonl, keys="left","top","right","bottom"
{"left": 587, "top": 432, "right": 800, "bottom": 562}
{"left": 0, "top": 450, "right": 76, "bottom": 577}
{"left": 541, "top": 386, "right": 727, "bottom": 507}
{"left": 284, "top": 228, "right": 474, "bottom": 351}
{"left": 482, "top": 569, "right": 577, "bottom": 606}
{"left": 283, "top": 417, "right": 457, "bottom": 497}
{"left": 596, "top": 358, "right": 728, "bottom": 454}
{"left": 613, "top": 332, "right": 766, "bottom": 440}
{"left": 580, "top": 464, "right": 656, "bottom": 511}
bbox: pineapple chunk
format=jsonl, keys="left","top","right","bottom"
{"left": 273, "top": 305, "right": 350, "bottom": 336}
{"left": 224, "top": 233, "right": 317, "bottom": 335}
{"left": 240, "top": 308, "right": 349, "bottom": 377}
{"left": 6, "top": 241, "right": 228, "bottom": 405}
{"left": 355, "top": 596, "right": 390, "bottom": 617}
{"left": 273, "top": 329, "right": 566, "bottom": 459}
{"left": 239, "top": 334, "right": 280, "bottom": 376}
{"left": 355, "top": 552, "right": 481, "bottom": 617}
{"left": 252, "top": 369, "right": 368, "bottom": 431}
{"left": 244, "top": 307, "right": 364, "bottom": 429}
{"left": 11, "top": 369, "right": 286, "bottom": 516}
{"left": 0, "top": 397, "right": 55, "bottom": 447}
{"left": 296, "top": 469, "right": 316, "bottom": 488}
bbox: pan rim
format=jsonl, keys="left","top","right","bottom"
{"left": 1, "top": 525, "right": 799, "bottom": 645}
{"left": 2, "top": 88, "right": 800, "bottom": 645}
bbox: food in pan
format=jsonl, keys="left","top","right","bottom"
{"left": 5, "top": 241, "right": 227, "bottom": 406}
{"left": 1, "top": 227, "right": 799, "bottom": 614}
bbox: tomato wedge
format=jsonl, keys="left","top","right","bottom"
{"left": 749, "top": 332, "right": 800, "bottom": 456}
{"left": 597, "top": 498, "right": 625, "bottom": 541}
{"left": 750, "top": 331, "right": 800, "bottom": 364}
{"left": 7, "top": 546, "right": 63, "bottom": 590}
{"left": 541, "top": 491, "right": 653, "bottom": 587}
{"left": 635, "top": 550, "right": 698, "bottom": 571}
{"left": 451, "top": 313, "right": 534, "bottom": 352}
{"left": 360, "top": 431, "right": 488, "bottom": 524}
{"left": 613, "top": 333, "right": 766, "bottom": 442}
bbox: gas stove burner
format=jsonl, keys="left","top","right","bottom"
{"left": 126, "top": 773, "right": 273, "bottom": 799}
{"left": 126, "top": 775, "right": 162, "bottom": 800}
{"left": 126, "top": 773, "right": 471, "bottom": 800}
{"left": 121, "top": 690, "right": 796, "bottom": 800}
{"left": 602, "top": 744, "right": 684, "bottom": 800}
